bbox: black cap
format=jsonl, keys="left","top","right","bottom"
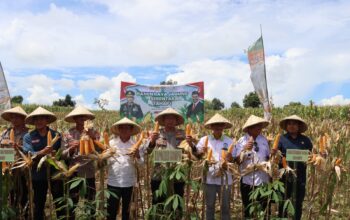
{"left": 125, "top": 90, "right": 135, "bottom": 96}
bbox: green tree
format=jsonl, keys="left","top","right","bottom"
{"left": 212, "top": 98, "right": 225, "bottom": 110}
{"left": 230, "top": 101, "right": 241, "bottom": 108}
{"left": 53, "top": 94, "right": 76, "bottom": 107}
{"left": 284, "top": 101, "right": 303, "bottom": 107}
{"left": 11, "top": 95, "right": 23, "bottom": 104}
{"left": 243, "top": 92, "right": 260, "bottom": 108}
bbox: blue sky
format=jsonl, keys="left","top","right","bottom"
{"left": 1, "top": 0, "right": 350, "bottom": 109}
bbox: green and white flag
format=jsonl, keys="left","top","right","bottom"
{"left": 247, "top": 37, "right": 271, "bottom": 120}
{"left": 0, "top": 62, "right": 11, "bottom": 112}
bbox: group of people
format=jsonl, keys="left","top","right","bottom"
{"left": 1, "top": 104, "right": 313, "bottom": 220}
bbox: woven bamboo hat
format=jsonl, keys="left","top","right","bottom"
{"left": 25, "top": 107, "right": 57, "bottom": 125}
{"left": 242, "top": 115, "right": 269, "bottom": 132}
{"left": 155, "top": 108, "right": 184, "bottom": 126}
{"left": 204, "top": 113, "right": 232, "bottom": 129}
{"left": 64, "top": 106, "right": 95, "bottom": 123}
{"left": 1, "top": 106, "right": 28, "bottom": 122}
{"left": 279, "top": 115, "right": 308, "bottom": 133}
{"left": 111, "top": 117, "right": 141, "bottom": 136}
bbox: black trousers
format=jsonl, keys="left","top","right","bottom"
{"left": 32, "top": 179, "right": 64, "bottom": 220}
{"left": 278, "top": 179, "right": 306, "bottom": 220}
{"left": 240, "top": 180, "right": 269, "bottom": 219}
{"left": 151, "top": 180, "right": 185, "bottom": 205}
{"left": 107, "top": 185, "right": 133, "bottom": 220}
{"left": 69, "top": 177, "right": 96, "bottom": 220}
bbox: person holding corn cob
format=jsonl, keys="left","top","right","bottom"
{"left": 196, "top": 113, "right": 234, "bottom": 220}
{"left": 147, "top": 108, "right": 196, "bottom": 209}
{"left": 233, "top": 115, "right": 270, "bottom": 219}
{"left": 62, "top": 105, "right": 100, "bottom": 219}
{"left": 0, "top": 106, "right": 29, "bottom": 215}
{"left": 106, "top": 117, "right": 144, "bottom": 220}
{"left": 22, "top": 107, "right": 64, "bottom": 220}
{"left": 276, "top": 115, "right": 313, "bottom": 220}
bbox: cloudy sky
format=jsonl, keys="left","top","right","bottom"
{"left": 1, "top": 0, "right": 350, "bottom": 109}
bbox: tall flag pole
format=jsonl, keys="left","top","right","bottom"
{"left": 0, "top": 62, "right": 11, "bottom": 110}
{"left": 0, "top": 62, "right": 11, "bottom": 219}
{"left": 247, "top": 27, "right": 272, "bottom": 120}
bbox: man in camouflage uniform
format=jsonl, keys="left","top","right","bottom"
{"left": 0, "top": 106, "right": 29, "bottom": 216}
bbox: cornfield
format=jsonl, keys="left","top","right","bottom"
{"left": 1, "top": 104, "right": 349, "bottom": 219}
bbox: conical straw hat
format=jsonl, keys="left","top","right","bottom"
{"left": 111, "top": 117, "right": 141, "bottom": 136}
{"left": 279, "top": 115, "right": 308, "bottom": 133}
{"left": 204, "top": 113, "right": 232, "bottom": 129}
{"left": 64, "top": 106, "right": 95, "bottom": 123}
{"left": 1, "top": 106, "right": 28, "bottom": 122}
{"left": 154, "top": 108, "right": 184, "bottom": 126}
{"left": 242, "top": 115, "right": 269, "bottom": 132}
{"left": 25, "top": 107, "right": 57, "bottom": 125}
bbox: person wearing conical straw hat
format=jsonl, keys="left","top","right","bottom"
{"left": 107, "top": 117, "right": 144, "bottom": 220}
{"left": 276, "top": 115, "right": 312, "bottom": 220}
{"left": 195, "top": 113, "right": 234, "bottom": 220}
{"left": 22, "top": 106, "right": 64, "bottom": 220}
{"left": 0, "top": 106, "right": 29, "bottom": 214}
{"left": 147, "top": 108, "right": 195, "bottom": 213}
{"left": 61, "top": 105, "right": 100, "bottom": 220}
{"left": 232, "top": 115, "right": 270, "bottom": 219}
{"left": 1, "top": 106, "right": 28, "bottom": 147}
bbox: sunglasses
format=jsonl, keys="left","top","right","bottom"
{"left": 253, "top": 141, "right": 259, "bottom": 152}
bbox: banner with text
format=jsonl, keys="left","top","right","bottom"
{"left": 120, "top": 81, "right": 204, "bottom": 123}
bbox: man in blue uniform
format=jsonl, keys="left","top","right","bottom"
{"left": 275, "top": 115, "right": 313, "bottom": 220}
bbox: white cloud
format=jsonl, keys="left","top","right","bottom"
{"left": 1, "top": 0, "right": 350, "bottom": 106}
{"left": 78, "top": 75, "right": 114, "bottom": 91}
{"left": 27, "top": 85, "right": 61, "bottom": 105}
{"left": 320, "top": 95, "right": 350, "bottom": 106}
{"left": 98, "top": 72, "right": 136, "bottom": 110}
{"left": 166, "top": 59, "right": 252, "bottom": 107}
{"left": 6, "top": 73, "right": 75, "bottom": 105}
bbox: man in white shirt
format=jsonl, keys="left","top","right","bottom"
{"left": 106, "top": 117, "right": 143, "bottom": 220}
{"left": 233, "top": 115, "right": 270, "bottom": 219}
{"left": 196, "top": 113, "right": 234, "bottom": 220}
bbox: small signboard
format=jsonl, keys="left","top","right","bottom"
{"left": 286, "top": 149, "right": 309, "bottom": 162}
{"left": 0, "top": 148, "right": 15, "bottom": 162}
{"left": 154, "top": 149, "right": 182, "bottom": 163}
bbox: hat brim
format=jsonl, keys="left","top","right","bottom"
{"left": 155, "top": 114, "right": 184, "bottom": 126}
{"left": 25, "top": 114, "right": 57, "bottom": 125}
{"left": 279, "top": 119, "right": 308, "bottom": 133}
{"left": 242, "top": 121, "right": 269, "bottom": 133}
{"left": 1, "top": 112, "right": 27, "bottom": 122}
{"left": 111, "top": 123, "right": 141, "bottom": 136}
{"left": 65, "top": 114, "right": 95, "bottom": 123}
{"left": 204, "top": 122, "right": 232, "bottom": 130}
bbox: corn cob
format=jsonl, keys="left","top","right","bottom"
{"left": 154, "top": 121, "right": 159, "bottom": 133}
{"left": 221, "top": 149, "right": 227, "bottom": 162}
{"left": 185, "top": 124, "right": 191, "bottom": 136}
{"left": 10, "top": 128, "right": 15, "bottom": 143}
{"left": 335, "top": 158, "right": 342, "bottom": 166}
{"left": 272, "top": 133, "right": 281, "bottom": 150}
{"left": 103, "top": 130, "right": 109, "bottom": 147}
{"left": 84, "top": 139, "right": 91, "bottom": 154}
{"left": 47, "top": 130, "right": 52, "bottom": 146}
{"left": 319, "top": 135, "right": 325, "bottom": 153}
{"left": 203, "top": 136, "right": 209, "bottom": 153}
{"left": 80, "top": 139, "right": 85, "bottom": 155}
{"left": 207, "top": 148, "right": 212, "bottom": 161}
